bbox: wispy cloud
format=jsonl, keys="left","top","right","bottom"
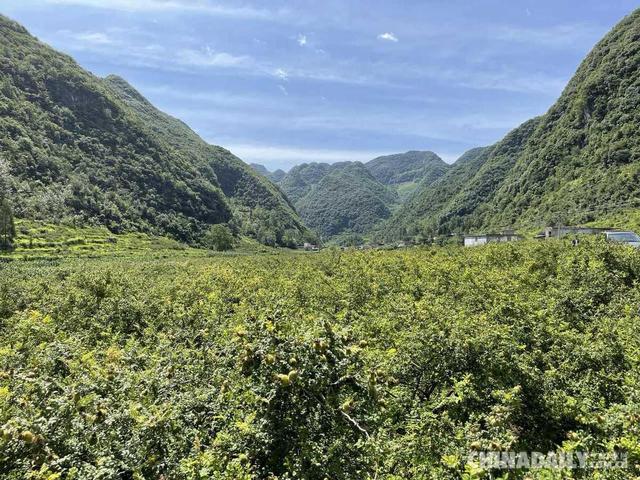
{"left": 492, "top": 23, "right": 600, "bottom": 48}
{"left": 452, "top": 69, "right": 568, "bottom": 94}
{"left": 177, "top": 46, "right": 252, "bottom": 68}
{"left": 377, "top": 32, "right": 398, "bottom": 42}
{"left": 274, "top": 68, "right": 289, "bottom": 80}
{"left": 74, "top": 31, "right": 114, "bottom": 45}
{"left": 297, "top": 34, "right": 307, "bottom": 46}
{"left": 42, "top": 0, "right": 284, "bottom": 19}
{"left": 140, "top": 85, "right": 284, "bottom": 109}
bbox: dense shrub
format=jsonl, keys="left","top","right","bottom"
{"left": 0, "top": 239, "right": 639, "bottom": 478}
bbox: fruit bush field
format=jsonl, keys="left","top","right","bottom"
{"left": 1, "top": 240, "right": 640, "bottom": 479}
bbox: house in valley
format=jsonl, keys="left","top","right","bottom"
{"left": 534, "top": 226, "right": 612, "bottom": 240}
{"left": 464, "top": 230, "right": 522, "bottom": 247}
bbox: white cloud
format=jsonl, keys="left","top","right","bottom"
{"left": 74, "top": 31, "right": 114, "bottom": 45}
{"left": 377, "top": 32, "right": 398, "bottom": 42}
{"left": 41, "top": 0, "right": 282, "bottom": 19}
{"left": 274, "top": 68, "right": 289, "bottom": 80}
{"left": 177, "top": 47, "right": 251, "bottom": 68}
{"left": 452, "top": 69, "right": 567, "bottom": 94}
{"left": 492, "top": 24, "right": 599, "bottom": 48}
{"left": 278, "top": 85, "right": 289, "bottom": 96}
{"left": 141, "top": 85, "right": 284, "bottom": 109}
{"left": 297, "top": 34, "right": 307, "bottom": 46}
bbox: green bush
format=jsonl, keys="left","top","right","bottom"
{"left": 0, "top": 240, "right": 639, "bottom": 478}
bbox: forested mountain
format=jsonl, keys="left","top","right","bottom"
{"left": 0, "top": 15, "right": 308, "bottom": 246}
{"left": 249, "top": 163, "right": 286, "bottom": 182}
{"left": 295, "top": 162, "right": 399, "bottom": 238}
{"left": 276, "top": 161, "right": 398, "bottom": 240}
{"left": 273, "top": 152, "right": 450, "bottom": 240}
{"left": 278, "top": 162, "right": 335, "bottom": 204}
{"left": 366, "top": 150, "right": 448, "bottom": 185}
{"left": 384, "top": 9, "right": 640, "bottom": 240}
{"left": 382, "top": 146, "right": 492, "bottom": 238}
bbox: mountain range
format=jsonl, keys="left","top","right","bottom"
{"left": 2, "top": 9, "right": 640, "bottom": 247}
{"left": 256, "top": 8, "right": 640, "bottom": 243}
{"left": 252, "top": 151, "right": 450, "bottom": 240}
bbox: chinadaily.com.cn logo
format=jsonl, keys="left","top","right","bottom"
{"left": 466, "top": 451, "right": 628, "bottom": 470}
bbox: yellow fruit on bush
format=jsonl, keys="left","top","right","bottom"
{"left": 289, "top": 357, "right": 298, "bottom": 366}
{"left": 276, "top": 374, "right": 291, "bottom": 386}
{"left": 20, "top": 431, "right": 36, "bottom": 444}
{"left": 288, "top": 370, "right": 299, "bottom": 382}
{"left": 265, "top": 354, "right": 276, "bottom": 365}
{"left": 340, "top": 398, "right": 354, "bottom": 412}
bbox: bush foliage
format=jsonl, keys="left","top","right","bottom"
{"left": 1, "top": 240, "right": 640, "bottom": 478}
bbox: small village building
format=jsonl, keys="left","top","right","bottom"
{"left": 535, "top": 226, "right": 612, "bottom": 240}
{"left": 464, "top": 231, "right": 522, "bottom": 247}
{"left": 303, "top": 242, "right": 319, "bottom": 251}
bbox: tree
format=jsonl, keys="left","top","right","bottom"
{"left": 0, "top": 156, "right": 11, "bottom": 199}
{"left": 0, "top": 198, "right": 15, "bottom": 250}
{"left": 203, "top": 224, "right": 234, "bottom": 251}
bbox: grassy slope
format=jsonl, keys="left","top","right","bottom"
{"left": 0, "top": 220, "right": 284, "bottom": 260}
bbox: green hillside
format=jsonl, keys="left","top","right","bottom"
{"left": 382, "top": 146, "right": 492, "bottom": 239}
{"left": 277, "top": 153, "right": 450, "bottom": 240}
{"left": 103, "top": 76, "right": 308, "bottom": 246}
{"left": 365, "top": 150, "right": 450, "bottom": 202}
{"left": 296, "top": 162, "right": 398, "bottom": 238}
{"left": 249, "top": 163, "right": 286, "bottom": 182}
{"left": 365, "top": 150, "right": 448, "bottom": 185}
{"left": 277, "top": 162, "right": 400, "bottom": 239}
{"left": 0, "top": 15, "right": 308, "bottom": 247}
{"left": 384, "top": 9, "right": 640, "bottom": 239}
{"left": 278, "top": 162, "right": 334, "bottom": 204}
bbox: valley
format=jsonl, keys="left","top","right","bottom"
{"left": 1, "top": 5, "right": 640, "bottom": 479}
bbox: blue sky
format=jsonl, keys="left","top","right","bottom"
{"left": 3, "top": 1, "right": 638, "bottom": 170}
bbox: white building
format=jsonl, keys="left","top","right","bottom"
{"left": 464, "top": 232, "right": 522, "bottom": 247}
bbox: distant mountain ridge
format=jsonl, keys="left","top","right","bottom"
{"left": 366, "top": 151, "right": 448, "bottom": 185}
{"left": 250, "top": 163, "right": 286, "bottom": 182}
{"left": 251, "top": 151, "right": 451, "bottom": 239}
{"left": 0, "top": 15, "right": 309, "bottom": 246}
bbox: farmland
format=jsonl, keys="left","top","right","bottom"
{"left": 1, "top": 239, "right": 639, "bottom": 478}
